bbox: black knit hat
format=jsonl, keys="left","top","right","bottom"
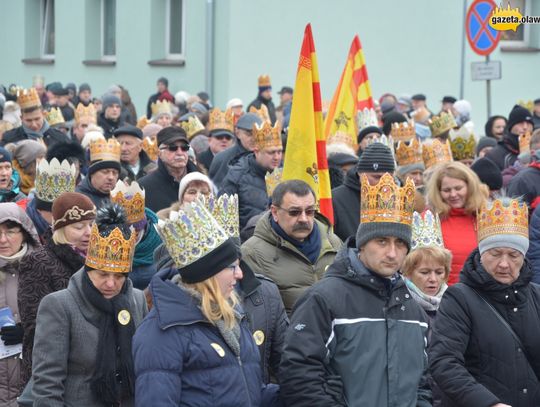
{"left": 507, "top": 105, "right": 533, "bottom": 133}
{"left": 46, "top": 141, "right": 86, "bottom": 167}
{"left": 356, "top": 143, "right": 395, "bottom": 173}
{"left": 180, "top": 238, "right": 238, "bottom": 284}
{"left": 382, "top": 111, "right": 407, "bottom": 136}
{"left": 358, "top": 125, "right": 382, "bottom": 144}
{"left": 475, "top": 136, "right": 497, "bottom": 156}
{"left": 471, "top": 157, "right": 502, "bottom": 191}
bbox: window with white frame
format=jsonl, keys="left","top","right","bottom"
{"left": 500, "top": 0, "right": 530, "bottom": 47}
{"left": 41, "top": 0, "right": 55, "bottom": 58}
{"left": 166, "top": 0, "right": 185, "bottom": 59}
{"left": 102, "top": 0, "right": 116, "bottom": 59}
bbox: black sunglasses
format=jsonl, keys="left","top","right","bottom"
{"left": 160, "top": 144, "right": 190, "bottom": 152}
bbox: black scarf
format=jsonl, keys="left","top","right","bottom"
{"left": 81, "top": 271, "right": 135, "bottom": 405}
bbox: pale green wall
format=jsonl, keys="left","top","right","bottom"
{"left": 1, "top": 0, "right": 538, "bottom": 131}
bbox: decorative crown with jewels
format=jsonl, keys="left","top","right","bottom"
{"left": 258, "top": 74, "right": 271, "bottom": 87}
{"left": 422, "top": 138, "right": 453, "bottom": 169}
{"left": 265, "top": 167, "right": 283, "bottom": 197}
{"left": 156, "top": 201, "right": 230, "bottom": 269}
{"left": 327, "top": 131, "right": 355, "bottom": 149}
{"left": 35, "top": 158, "right": 77, "bottom": 203}
{"left": 450, "top": 134, "right": 476, "bottom": 161}
{"left": 197, "top": 194, "right": 239, "bottom": 238}
{"left": 89, "top": 138, "right": 121, "bottom": 162}
{"left": 44, "top": 107, "right": 65, "bottom": 126}
{"left": 429, "top": 111, "right": 457, "bottom": 138}
{"left": 85, "top": 223, "right": 137, "bottom": 273}
{"left": 150, "top": 100, "right": 172, "bottom": 118}
{"left": 208, "top": 108, "right": 235, "bottom": 134}
{"left": 391, "top": 120, "right": 416, "bottom": 142}
{"left": 411, "top": 210, "right": 444, "bottom": 250}
{"left": 519, "top": 131, "right": 532, "bottom": 154}
{"left": 110, "top": 181, "right": 146, "bottom": 224}
{"left": 396, "top": 138, "right": 423, "bottom": 167}
{"left": 75, "top": 103, "right": 97, "bottom": 124}
{"left": 360, "top": 173, "right": 415, "bottom": 226}
{"left": 179, "top": 115, "right": 206, "bottom": 140}
{"left": 249, "top": 105, "right": 271, "bottom": 123}
{"left": 477, "top": 198, "right": 528, "bottom": 243}
{"left": 17, "top": 88, "right": 42, "bottom": 110}
{"left": 142, "top": 137, "right": 159, "bottom": 161}
{"left": 357, "top": 108, "right": 378, "bottom": 129}
{"left": 253, "top": 121, "right": 282, "bottom": 150}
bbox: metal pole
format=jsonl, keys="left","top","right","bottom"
{"left": 486, "top": 54, "right": 491, "bottom": 118}
{"left": 205, "top": 0, "right": 215, "bottom": 98}
{"left": 460, "top": 0, "right": 467, "bottom": 99}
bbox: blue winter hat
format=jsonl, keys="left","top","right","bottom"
{"left": 0, "top": 147, "right": 12, "bottom": 163}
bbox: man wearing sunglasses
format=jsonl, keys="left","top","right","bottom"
{"left": 241, "top": 180, "right": 341, "bottom": 315}
{"left": 138, "top": 126, "right": 199, "bottom": 212}
{"left": 198, "top": 116, "right": 235, "bottom": 172}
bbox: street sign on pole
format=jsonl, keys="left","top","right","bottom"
{"left": 466, "top": 0, "right": 501, "bottom": 56}
{"left": 471, "top": 60, "right": 501, "bottom": 81}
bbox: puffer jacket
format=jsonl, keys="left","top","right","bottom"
{"left": 279, "top": 238, "right": 432, "bottom": 407}
{"left": 331, "top": 167, "right": 360, "bottom": 241}
{"left": 219, "top": 154, "right": 270, "bottom": 229}
{"left": 0, "top": 203, "right": 40, "bottom": 406}
{"left": 485, "top": 132, "right": 519, "bottom": 171}
{"left": 429, "top": 249, "right": 540, "bottom": 407}
{"left": 132, "top": 267, "right": 281, "bottom": 406}
{"left": 241, "top": 212, "right": 341, "bottom": 314}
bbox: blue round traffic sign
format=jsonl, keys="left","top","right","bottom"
{"left": 466, "top": 0, "right": 501, "bottom": 56}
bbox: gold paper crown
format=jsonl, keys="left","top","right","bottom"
{"left": 518, "top": 100, "right": 534, "bottom": 113}
{"left": 411, "top": 210, "right": 444, "bottom": 250}
{"left": 89, "top": 138, "right": 121, "bottom": 162}
{"left": 422, "top": 138, "right": 453, "bottom": 169}
{"left": 156, "top": 201, "right": 229, "bottom": 269}
{"left": 85, "top": 224, "right": 137, "bottom": 273}
{"left": 519, "top": 131, "right": 532, "bottom": 154}
{"left": 450, "top": 134, "right": 476, "bottom": 161}
{"left": 396, "top": 138, "right": 423, "bottom": 167}
{"left": 75, "top": 103, "right": 97, "bottom": 124}
{"left": 137, "top": 115, "right": 151, "bottom": 129}
{"left": 391, "top": 120, "right": 416, "bottom": 142}
{"left": 429, "top": 111, "right": 457, "bottom": 137}
{"left": 265, "top": 167, "right": 283, "bottom": 197}
{"left": 44, "top": 107, "right": 65, "bottom": 126}
{"left": 142, "top": 137, "right": 159, "bottom": 161}
{"left": 198, "top": 194, "right": 240, "bottom": 238}
{"left": 151, "top": 100, "right": 172, "bottom": 118}
{"left": 327, "top": 131, "right": 355, "bottom": 149}
{"left": 360, "top": 173, "right": 415, "bottom": 226}
{"left": 110, "top": 181, "right": 146, "bottom": 224}
{"left": 35, "top": 158, "right": 77, "bottom": 203}
{"left": 258, "top": 74, "right": 271, "bottom": 87}
{"left": 253, "top": 121, "right": 282, "bottom": 150}
{"left": 17, "top": 88, "right": 42, "bottom": 110}
{"left": 411, "top": 107, "right": 430, "bottom": 124}
{"left": 249, "top": 105, "right": 271, "bottom": 123}
{"left": 357, "top": 108, "right": 378, "bottom": 129}
{"left": 477, "top": 198, "right": 528, "bottom": 243}
{"left": 179, "top": 115, "right": 205, "bottom": 140}
{"left": 208, "top": 108, "right": 235, "bottom": 133}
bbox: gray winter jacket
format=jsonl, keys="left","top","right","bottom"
{"left": 31, "top": 269, "right": 147, "bottom": 407}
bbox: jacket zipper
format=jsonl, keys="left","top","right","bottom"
{"left": 237, "top": 356, "right": 252, "bottom": 406}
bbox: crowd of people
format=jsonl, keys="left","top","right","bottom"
{"left": 0, "top": 74, "right": 538, "bottom": 406}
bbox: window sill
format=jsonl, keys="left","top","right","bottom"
{"left": 82, "top": 59, "right": 116, "bottom": 66}
{"left": 21, "top": 58, "right": 54, "bottom": 65}
{"left": 147, "top": 58, "right": 185, "bottom": 67}
{"left": 500, "top": 46, "right": 540, "bottom": 53}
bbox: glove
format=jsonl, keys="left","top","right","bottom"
{"left": 1, "top": 323, "right": 23, "bottom": 346}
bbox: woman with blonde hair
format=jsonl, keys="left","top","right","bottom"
{"left": 426, "top": 161, "right": 488, "bottom": 285}
{"left": 133, "top": 201, "right": 280, "bottom": 406}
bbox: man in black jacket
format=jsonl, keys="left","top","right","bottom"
{"left": 332, "top": 142, "right": 395, "bottom": 241}
{"left": 280, "top": 173, "right": 431, "bottom": 407}
{"left": 97, "top": 94, "right": 125, "bottom": 139}
{"left": 247, "top": 75, "right": 276, "bottom": 125}
{"left": 486, "top": 105, "right": 534, "bottom": 171}
{"left": 138, "top": 126, "right": 199, "bottom": 212}
{"left": 114, "top": 125, "right": 157, "bottom": 182}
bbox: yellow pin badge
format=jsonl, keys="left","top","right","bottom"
{"left": 253, "top": 330, "right": 265, "bottom": 346}
{"left": 210, "top": 343, "right": 225, "bottom": 357}
{"left": 117, "top": 309, "right": 131, "bottom": 326}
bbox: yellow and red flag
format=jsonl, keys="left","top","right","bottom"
{"left": 324, "top": 35, "right": 374, "bottom": 148}
{"left": 282, "top": 23, "right": 334, "bottom": 224}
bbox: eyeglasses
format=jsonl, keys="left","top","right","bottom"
{"left": 0, "top": 229, "right": 21, "bottom": 239}
{"left": 160, "top": 144, "right": 190, "bottom": 152}
{"left": 276, "top": 206, "right": 316, "bottom": 218}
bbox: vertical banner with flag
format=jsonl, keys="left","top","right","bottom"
{"left": 324, "top": 35, "right": 374, "bottom": 147}
{"left": 282, "top": 23, "right": 334, "bottom": 224}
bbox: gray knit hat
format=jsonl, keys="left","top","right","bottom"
{"left": 356, "top": 142, "right": 395, "bottom": 173}
{"left": 356, "top": 222, "right": 412, "bottom": 251}
{"left": 397, "top": 162, "right": 425, "bottom": 178}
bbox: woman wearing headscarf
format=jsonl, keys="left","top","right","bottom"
{"left": 30, "top": 203, "right": 147, "bottom": 406}
{"left": 18, "top": 192, "right": 96, "bottom": 385}
{"left": 0, "top": 203, "right": 40, "bottom": 406}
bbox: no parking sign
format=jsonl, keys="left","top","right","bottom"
{"left": 466, "top": 0, "right": 501, "bottom": 56}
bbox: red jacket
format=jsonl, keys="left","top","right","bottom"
{"left": 441, "top": 208, "right": 477, "bottom": 285}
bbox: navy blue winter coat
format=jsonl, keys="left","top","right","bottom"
{"left": 527, "top": 205, "right": 540, "bottom": 284}
{"left": 133, "top": 267, "right": 281, "bottom": 407}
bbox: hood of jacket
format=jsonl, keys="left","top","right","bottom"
{"left": 0, "top": 202, "right": 40, "bottom": 267}
{"left": 77, "top": 175, "right": 110, "bottom": 199}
